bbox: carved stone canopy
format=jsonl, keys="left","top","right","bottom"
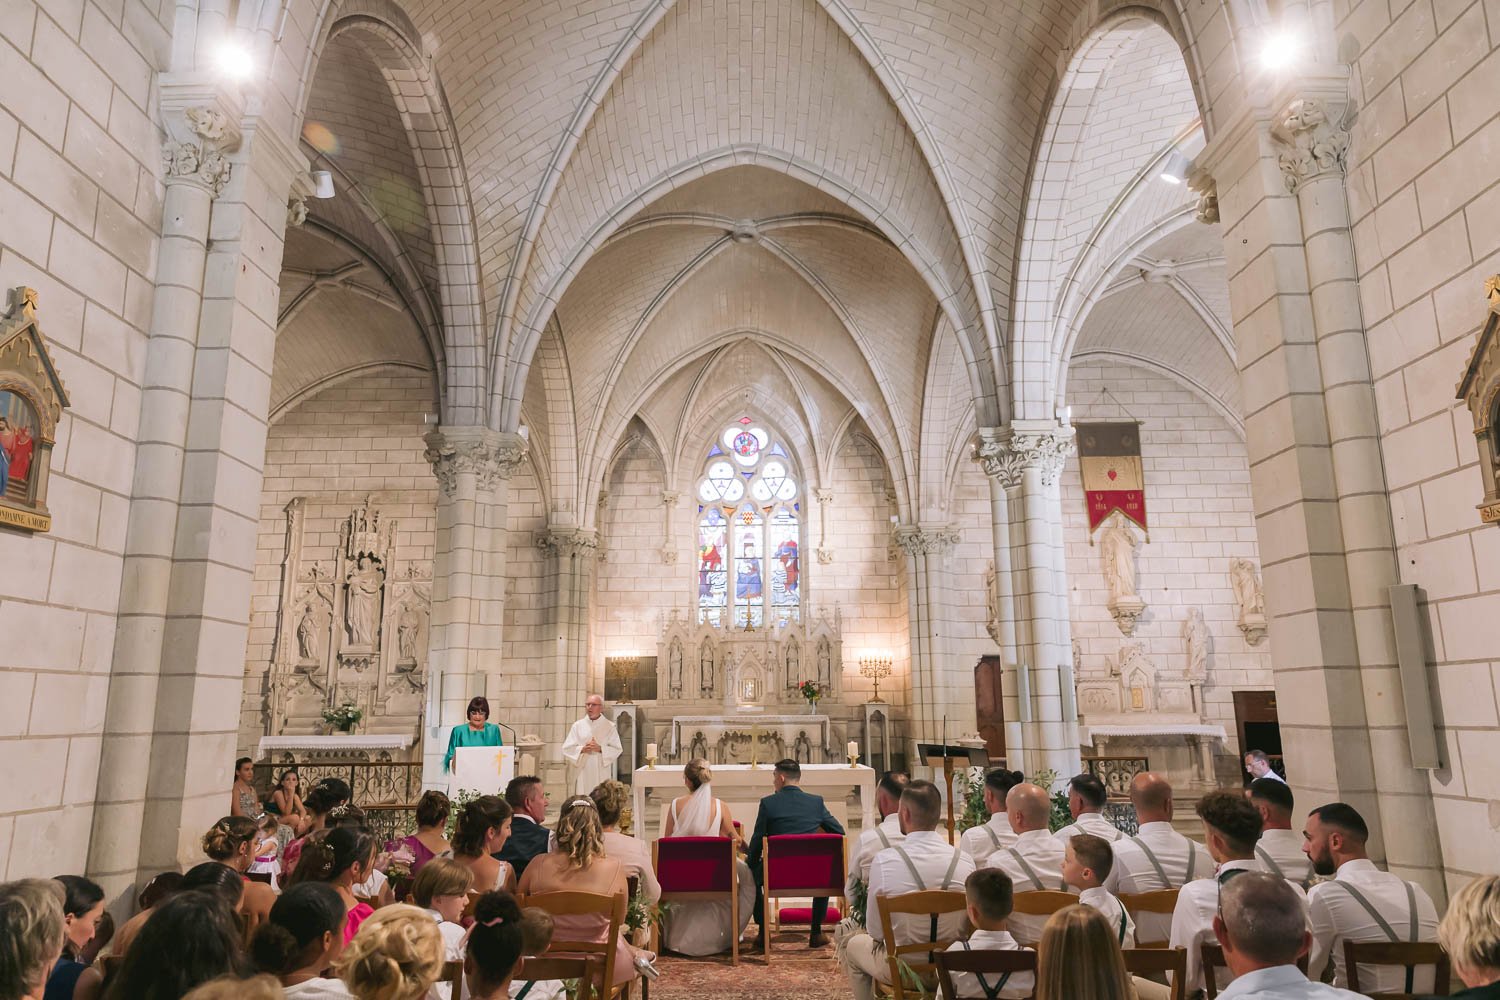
{"left": 0, "top": 288, "right": 70, "bottom": 533}
{"left": 1457, "top": 276, "right": 1500, "bottom": 526}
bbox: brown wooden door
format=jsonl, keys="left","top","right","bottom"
{"left": 1233, "top": 690, "right": 1284, "bottom": 783}
{"left": 974, "top": 656, "right": 1006, "bottom": 761}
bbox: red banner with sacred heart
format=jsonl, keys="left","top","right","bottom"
{"left": 1077, "top": 422, "right": 1147, "bottom": 537}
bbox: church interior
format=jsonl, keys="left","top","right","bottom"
{"left": 3, "top": 0, "right": 1500, "bottom": 994}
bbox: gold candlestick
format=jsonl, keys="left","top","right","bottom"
{"left": 847, "top": 751, "right": 859, "bottom": 769}
{"left": 750, "top": 724, "right": 762, "bottom": 769}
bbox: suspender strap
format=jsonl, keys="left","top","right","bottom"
{"left": 959, "top": 941, "right": 1013, "bottom": 1000}
{"left": 894, "top": 847, "right": 964, "bottom": 951}
{"left": 515, "top": 983, "right": 535, "bottom": 999}
{"left": 1131, "top": 836, "right": 1172, "bottom": 888}
{"left": 1186, "top": 840, "right": 1198, "bottom": 881}
{"left": 1115, "top": 900, "right": 1129, "bottom": 945}
{"left": 1334, "top": 880, "right": 1421, "bottom": 994}
{"left": 1006, "top": 849, "right": 1058, "bottom": 892}
{"left": 876, "top": 827, "right": 891, "bottom": 849}
{"left": 984, "top": 824, "right": 1002, "bottom": 850}
{"left": 1255, "top": 845, "right": 1285, "bottom": 879}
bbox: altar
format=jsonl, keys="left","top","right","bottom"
{"left": 667, "top": 714, "right": 833, "bottom": 763}
{"left": 630, "top": 763, "right": 876, "bottom": 841}
{"left": 257, "top": 734, "right": 415, "bottom": 762}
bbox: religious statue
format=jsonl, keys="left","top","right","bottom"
{"left": 1101, "top": 516, "right": 1146, "bottom": 636}
{"left": 1230, "top": 557, "right": 1268, "bottom": 645}
{"left": 816, "top": 637, "right": 832, "bottom": 689}
{"left": 668, "top": 639, "right": 683, "bottom": 698}
{"left": 396, "top": 603, "right": 420, "bottom": 662}
{"left": 1182, "top": 607, "right": 1209, "bottom": 679}
{"left": 344, "top": 555, "right": 385, "bottom": 647}
{"left": 296, "top": 605, "right": 318, "bottom": 662}
{"left": 785, "top": 641, "right": 800, "bottom": 691}
{"left": 699, "top": 643, "right": 715, "bottom": 697}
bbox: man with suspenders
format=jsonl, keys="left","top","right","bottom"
{"left": 1107, "top": 772, "right": 1213, "bottom": 945}
{"left": 989, "top": 783, "right": 1073, "bottom": 945}
{"left": 1054, "top": 773, "right": 1126, "bottom": 844}
{"left": 840, "top": 780, "right": 976, "bottom": 1000}
{"left": 959, "top": 768, "right": 1025, "bottom": 865}
{"left": 1303, "top": 803, "right": 1439, "bottom": 994}
{"left": 1248, "top": 777, "right": 1314, "bottom": 888}
{"left": 845, "top": 771, "right": 910, "bottom": 906}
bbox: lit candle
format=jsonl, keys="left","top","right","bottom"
{"left": 646, "top": 743, "right": 658, "bottom": 758}
{"left": 848, "top": 740, "right": 859, "bottom": 758}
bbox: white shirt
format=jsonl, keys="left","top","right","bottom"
{"left": 423, "top": 908, "right": 466, "bottom": 1000}
{"left": 1254, "top": 829, "right": 1314, "bottom": 887}
{"left": 284, "top": 980, "right": 356, "bottom": 999}
{"left": 1080, "top": 886, "right": 1135, "bottom": 948}
{"left": 1054, "top": 811, "right": 1124, "bottom": 843}
{"left": 848, "top": 813, "right": 906, "bottom": 901}
{"left": 1306, "top": 858, "right": 1440, "bottom": 992}
{"left": 1254, "top": 770, "right": 1287, "bottom": 784}
{"left": 352, "top": 867, "right": 388, "bottom": 900}
{"left": 1169, "top": 859, "right": 1309, "bottom": 995}
{"left": 988, "top": 829, "right": 1072, "bottom": 945}
{"left": 866, "top": 830, "right": 977, "bottom": 949}
{"left": 1108, "top": 820, "right": 1213, "bottom": 945}
{"left": 958, "top": 814, "right": 1017, "bottom": 867}
{"left": 1217, "top": 965, "right": 1365, "bottom": 999}
{"left": 942, "top": 928, "right": 1033, "bottom": 999}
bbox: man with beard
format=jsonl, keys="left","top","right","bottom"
{"left": 1303, "top": 803, "right": 1440, "bottom": 994}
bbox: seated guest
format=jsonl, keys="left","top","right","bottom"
{"left": 232, "top": 757, "right": 262, "bottom": 819}
{"left": 847, "top": 771, "right": 910, "bottom": 908}
{"left": 336, "top": 904, "right": 444, "bottom": 1000}
{"left": 464, "top": 892, "right": 527, "bottom": 1000}
{"left": 941, "top": 868, "right": 1034, "bottom": 1000}
{"left": 1435, "top": 874, "right": 1500, "bottom": 999}
{"left": 271, "top": 769, "right": 312, "bottom": 837}
{"left": 1063, "top": 834, "right": 1135, "bottom": 948}
{"left": 746, "top": 759, "right": 846, "bottom": 950}
{"left": 1212, "top": 871, "right": 1360, "bottom": 999}
{"left": 0, "top": 879, "right": 66, "bottom": 1000}
{"left": 958, "top": 768, "right": 1024, "bottom": 866}
{"left": 840, "top": 779, "right": 976, "bottom": 1000}
{"left": 1107, "top": 773, "right": 1211, "bottom": 945}
{"left": 591, "top": 780, "right": 660, "bottom": 906}
{"left": 1033, "top": 904, "right": 1134, "bottom": 1000}
{"left": 507, "top": 908, "right": 565, "bottom": 1000}
{"left": 285, "top": 826, "right": 381, "bottom": 944}
{"left": 103, "top": 891, "right": 249, "bottom": 1000}
{"left": 246, "top": 813, "right": 284, "bottom": 889}
{"left": 203, "top": 815, "right": 277, "bottom": 941}
{"left": 1170, "top": 791, "right": 1306, "bottom": 997}
{"left": 497, "top": 777, "right": 551, "bottom": 879}
{"left": 183, "top": 973, "right": 284, "bottom": 999}
{"left": 1053, "top": 773, "right": 1124, "bottom": 843}
{"left": 45, "top": 875, "right": 104, "bottom": 1000}
{"left": 659, "top": 759, "right": 755, "bottom": 956}
{"left": 1248, "top": 778, "right": 1314, "bottom": 887}
{"left": 251, "top": 882, "right": 354, "bottom": 998}
{"left": 453, "top": 795, "right": 516, "bottom": 894}
{"left": 107, "top": 872, "right": 185, "bottom": 959}
{"left": 284, "top": 780, "right": 352, "bottom": 874}
{"left": 989, "top": 783, "right": 1072, "bottom": 945}
{"left": 398, "top": 791, "right": 452, "bottom": 877}
{"left": 1303, "top": 802, "right": 1439, "bottom": 993}
{"left": 408, "top": 858, "right": 472, "bottom": 998}
{"left": 78, "top": 911, "right": 113, "bottom": 969}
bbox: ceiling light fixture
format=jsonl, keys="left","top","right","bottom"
{"left": 312, "top": 170, "right": 335, "bottom": 198}
{"left": 217, "top": 40, "right": 255, "bottom": 80}
{"left": 1259, "top": 30, "right": 1301, "bottom": 72}
{"left": 1160, "top": 151, "right": 1190, "bottom": 185}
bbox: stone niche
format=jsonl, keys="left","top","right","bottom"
{"left": 261, "top": 496, "right": 431, "bottom": 754}
{"left": 1457, "top": 275, "right": 1500, "bottom": 526}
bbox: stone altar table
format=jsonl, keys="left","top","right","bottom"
{"left": 257, "top": 734, "right": 415, "bottom": 761}
{"left": 630, "top": 762, "right": 876, "bottom": 841}
{"left": 667, "top": 714, "right": 833, "bottom": 762}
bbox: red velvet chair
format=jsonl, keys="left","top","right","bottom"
{"left": 654, "top": 836, "right": 741, "bottom": 965}
{"left": 761, "top": 833, "right": 846, "bottom": 964}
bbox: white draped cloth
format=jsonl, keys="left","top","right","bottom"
{"left": 663, "top": 783, "right": 756, "bottom": 957}
{"left": 560, "top": 715, "right": 622, "bottom": 795}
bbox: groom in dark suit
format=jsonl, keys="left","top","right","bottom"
{"left": 747, "top": 758, "right": 846, "bottom": 949}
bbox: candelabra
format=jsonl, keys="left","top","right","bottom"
{"left": 859, "top": 654, "right": 893, "bottom": 703}
{"left": 607, "top": 656, "right": 638, "bottom": 704}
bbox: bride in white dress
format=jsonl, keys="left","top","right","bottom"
{"left": 661, "top": 759, "right": 756, "bottom": 956}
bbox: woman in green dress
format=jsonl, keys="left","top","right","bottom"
{"left": 444, "top": 695, "right": 504, "bottom": 772}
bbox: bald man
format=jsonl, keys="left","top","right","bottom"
{"left": 987, "top": 783, "right": 1073, "bottom": 944}
{"left": 1107, "top": 772, "right": 1212, "bottom": 945}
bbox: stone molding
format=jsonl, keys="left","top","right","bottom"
{"left": 1189, "top": 170, "right": 1219, "bottom": 224}
{"left": 535, "top": 527, "right": 601, "bottom": 559}
{"left": 891, "top": 524, "right": 960, "bottom": 556}
{"left": 976, "top": 423, "right": 1077, "bottom": 489}
{"left": 287, "top": 197, "right": 309, "bottom": 227}
{"left": 1272, "top": 98, "right": 1350, "bottom": 193}
{"left": 162, "top": 105, "right": 239, "bottom": 196}
{"left": 423, "top": 428, "right": 527, "bottom": 496}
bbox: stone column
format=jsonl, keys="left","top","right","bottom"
{"left": 1197, "top": 75, "right": 1440, "bottom": 888}
{"left": 977, "top": 422, "right": 1080, "bottom": 779}
{"left": 89, "top": 88, "right": 306, "bottom": 900}
{"left": 422, "top": 428, "right": 528, "bottom": 788}
{"left": 983, "top": 474, "right": 1026, "bottom": 766}
{"left": 659, "top": 491, "right": 680, "bottom": 566}
{"left": 892, "top": 524, "right": 963, "bottom": 749}
{"left": 536, "top": 527, "right": 601, "bottom": 777}
{"left": 814, "top": 488, "right": 835, "bottom": 566}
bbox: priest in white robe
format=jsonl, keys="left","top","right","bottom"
{"left": 561, "top": 693, "right": 623, "bottom": 794}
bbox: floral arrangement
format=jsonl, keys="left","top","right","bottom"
{"left": 322, "top": 703, "right": 363, "bottom": 732}
{"left": 797, "top": 679, "right": 823, "bottom": 703}
{"left": 378, "top": 840, "right": 417, "bottom": 881}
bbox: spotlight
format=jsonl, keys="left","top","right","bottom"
{"left": 1159, "top": 151, "right": 1190, "bottom": 185}
{"left": 312, "top": 170, "right": 335, "bottom": 199}
{"left": 216, "top": 40, "right": 255, "bottom": 80}
{"left": 1259, "top": 30, "right": 1301, "bottom": 72}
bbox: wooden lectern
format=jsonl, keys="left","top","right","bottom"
{"left": 917, "top": 743, "right": 991, "bottom": 840}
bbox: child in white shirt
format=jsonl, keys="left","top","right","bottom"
{"left": 941, "top": 868, "right": 1034, "bottom": 999}
{"left": 1063, "top": 833, "right": 1136, "bottom": 948}
{"left": 411, "top": 857, "right": 474, "bottom": 1000}
{"left": 507, "top": 907, "right": 566, "bottom": 1000}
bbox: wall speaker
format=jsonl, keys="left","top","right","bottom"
{"left": 1389, "top": 583, "right": 1441, "bottom": 769}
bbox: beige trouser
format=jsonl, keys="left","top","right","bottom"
{"left": 840, "top": 932, "right": 893, "bottom": 1000}
{"left": 1132, "top": 974, "right": 1173, "bottom": 1000}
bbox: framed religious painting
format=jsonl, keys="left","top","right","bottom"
{"left": 0, "top": 288, "right": 70, "bottom": 533}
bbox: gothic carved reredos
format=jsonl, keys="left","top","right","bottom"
{"left": 423, "top": 429, "right": 528, "bottom": 496}
{"left": 1272, "top": 98, "right": 1351, "bottom": 194}
{"left": 976, "top": 424, "right": 1078, "bottom": 489}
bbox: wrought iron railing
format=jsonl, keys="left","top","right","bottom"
{"left": 1082, "top": 755, "right": 1149, "bottom": 799}
{"left": 253, "top": 761, "right": 422, "bottom": 842}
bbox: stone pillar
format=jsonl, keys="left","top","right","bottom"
{"left": 1196, "top": 75, "right": 1440, "bottom": 889}
{"left": 984, "top": 475, "right": 1026, "bottom": 766}
{"left": 814, "top": 488, "right": 835, "bottom": 566}
{"left": 422, "top": 428, "right": 528, "bottom": 787}
{"left": 89, "top": 87, "right": 306, "bottom": 901}
{"left": 977, "top": 422, "right": 1080, "bottom": 780}
{"left": 892, "top": 524, "right": 964, "bottom": 748}
{"left": 536, "top": 527, "right": 601, "bottom": 775}
{"left": 659, "top": 491, "right": 680, "bottom": 566}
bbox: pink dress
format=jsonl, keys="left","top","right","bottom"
{"left": 343, "top": 902, "right": 374, "bottom": 945}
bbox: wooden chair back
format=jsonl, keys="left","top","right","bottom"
{"left": 1343, "top": 940, "right": 1451, "bottom": 999}
{"left": 461, "top": 890, "right": 481, "bottom": 922}
{"left": 655, "top": 837, "right": 739, "bottom": 965}
{"left": 1202, "top": 941, "right": 1310, "bottom": 997}
{"left": 1122, "top": 947, "right": 1186, "bottom": 1000}
{"left": 761, "top": 833, "right": 846, "bottom": 964}
{"left": 1118, "top": 889, "right": 1180, "bottom": 947}
{"left": 518, "top": 955, "right": 601, "bottom": 1000}
{"left": 876, "top": 888, "right": 969, "bottom": 1000}
{"left": 934, "top": 947, "right": 1037, "bottom": 1000}
{"left": 518, "top": 890, "right": 627, "bottom": 999}
{"left": 437, "top": 960, "right": 463, "bottom": 997}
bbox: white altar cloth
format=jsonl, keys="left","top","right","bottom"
{"left": 667, "top": 714, "right": 832, "bottom": 755}
{"left": 1078, "top": 723, "right": 1227, "bottom": 741}
{"left": 258, "top": 734, "right": 414, "bottom": 756}
{"left": 630, "top": 762, "right": 875, "bottom": 841}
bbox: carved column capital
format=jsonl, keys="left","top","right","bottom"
{"left": 423, "top": 427, "right": 528, "bottom": 497}
{"left": 535, "top": 527, "right": 601, "bottom": 560}
{"left": 161, "top": 104, "right": 241, "bottom": 197}
{"left": 976, "top": 423, "right": 1077, "bottom": 489}
{"left": 891, "top": 524, "right": 960, "bottom": 557}
{"left": 660, "top": 491, "right": 680, "bottom": 507}
{"left": 1272, "top": 98, "right": 1350, "bottom": 193}
{"left": 814, "top": 488, "right": 834, "bottom": 505}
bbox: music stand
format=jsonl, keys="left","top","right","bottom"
{"left": 917, "top": 743, "right": 991, "bottom": 840}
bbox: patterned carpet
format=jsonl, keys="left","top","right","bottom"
{"left": 651, "top": 928, "right": 849, "bottom": 999}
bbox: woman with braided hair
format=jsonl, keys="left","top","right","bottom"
{"left": 285, "top": 825, "right": 380, "bottom": 944}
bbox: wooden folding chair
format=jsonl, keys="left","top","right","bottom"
{"left": 1008, "top": 891, "right": 1078, "bottom": 946}
{"left": 520, "top": 890, "right": 630, "bottom": 999}
{"left": 517, "top": 955, "right": 601, "bottom": 1000}
{"left": 877, "top": 888, "right": 969, "bottom": 1000}
{"left": 1343, "top": 940, "right": 1451, "bottom": 999}
{"left": 436, "top": 960, "right": 463, "bottom": 998}
{"left": 935, "top": 947, "right": 1037, "bottom": 1000}
{"left": 655, "top": 836, "right": 740, "bottom": 964}
{"left": 761, "top": 833, "right": 846, "bottom": 964}
{"left": 1118, "top": 888, "right": 1180, "bottom": 947}
{"left": 1122, "top": 947, "right": 1186, "bottom": 1000}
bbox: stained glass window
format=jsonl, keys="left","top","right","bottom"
{"left": 697, "top": 420, "right": 801, "bottom": 626}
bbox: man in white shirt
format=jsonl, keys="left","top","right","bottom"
{"left": 941, "top": 868, "right": 1033, "bottom": 999}
{"left": 1248, "top": 778, "right": 1313, "bottom": 887}
{"left": 841, "top": 779, "right": 977, "bottom": 1000}
{"left": 1302, "top": 802, "right": 1440, "bottom": 993}
{"left": 989, "top": 783, "right": 1073, "bottom": 945}
{"left": 846, "top": 771, "right": 910, "bottom": 905}
{"left": 1214, "top": 871, "right": 1362, "bottom": 999}
{"left": 1053, "top": 773, "right": 1125, "bottom": 843}
{"left": 1170, "top": 791, "right": 1307, "bottom": 997}
{"left": 1245, "top": 749, "right": 1286, "bottom": 784}
{"left": 1108, "top": 772, "right": 1212, "bottom": 944}
{"left": 959, "top": 768, "right": 1024, "bottom": 865}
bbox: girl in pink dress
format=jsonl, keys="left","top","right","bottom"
{"left": 284, "top": 825, "right": 380, "bottom": 944}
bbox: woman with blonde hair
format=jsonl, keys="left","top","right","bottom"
{"left": 1438, "top": 874, "right": 1500, "bottom": 997}
{"left": 0, "top": 878, "right": 66, "bottom": 1000}
{"left": 336, "top": 905, "right": 444, "bottom": 1000}
{"left": 590, "top": 781, "right": 660, "bottom": 906}
{"left": 658, "top": 759, "right": 755, "bottom": 956}
{"left": 517, "top": 798, "right": 656, "bottom": 986}
{"left": 1034, "top": 904, "right": 1137, "bottom": 1000}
